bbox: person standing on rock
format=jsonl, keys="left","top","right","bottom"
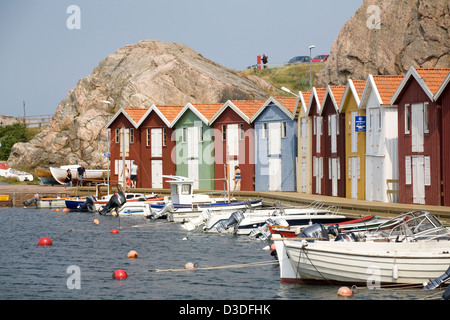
{"left": 262, "top": 54, "right": 268, "bottom": 69}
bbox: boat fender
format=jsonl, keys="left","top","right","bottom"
{"left": 392, "top": 264, "right": 398, "bottom": 281}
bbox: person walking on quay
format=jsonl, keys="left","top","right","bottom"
{"left": 130, "top": 161, "right": 138, "bottom": 188}
{"left": 64, "top": 169, "right": 72, "bottom": 189}
{"left": 234, "top": 165, "right": 241, "bottom": 191}
{"left": 77, "top": 164, "right": 86, "bottom": 187}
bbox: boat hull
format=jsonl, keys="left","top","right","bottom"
{"left": 280, "top": 239, "right": 450, "bottom": 286}
{"left": 161, "top": 199, "right": 263, "bottom": 222}
{"left": 50, "top": 166, "right": 108, "bottom": 185}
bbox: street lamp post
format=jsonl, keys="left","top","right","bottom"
{"left": 309, "top": 45, "right": 315, "bottom": 90}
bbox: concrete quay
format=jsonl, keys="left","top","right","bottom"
{"left": 1, "top": 183, "right": 449, "bottom": 224}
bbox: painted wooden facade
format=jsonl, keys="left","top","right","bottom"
{"left": 171, "top": 103, "right": 223, "bottom": 190}
{"left": 309, "top": 88, "right": 327, "bottom": 195}
{"left": 297, "top": 91, "right": 312, "bottom": 193}
{"left": 320, "top": 85, "right": 346, "bottom": 197}
{"left": 137, "top": 105, "right": 184, "bottom": 189}
{"left": 390, "top": 67, "right": 450, "bottom": 205}
{"left": 435, "top": 73, "right": 450, "bottom": 206}
{"left": 106, "top": 106, "right": 184, "bottom": 189}
{"left": 106, "top": 108, "right": 148, "bottom": 188}
{"left": 252, "top": 96, "right": 298, "bottom": 192}
{"left": 339, "top": 80, "right": 366, "bottom": 200}
{"left": 210, "top": 100, "right": 263, "bottom": 192}
{"left": 360, "top": 75, "right": 403, "bottom": 203}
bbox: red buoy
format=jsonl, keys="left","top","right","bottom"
{"left": 112, "top": 269, "right": 128, "bottom": 279}
{"left": 38, "top": 237, "right": 53, "bottom": 246}
{"left": 110, "top": 229, "right": 119, "bottom": 234}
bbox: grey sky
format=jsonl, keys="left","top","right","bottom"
{"left": 0, "top": 0, "right": 363, "bottom": 117}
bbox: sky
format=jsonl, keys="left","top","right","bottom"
{"left": 0, "top": 0, "right": 363, "bottom": 117}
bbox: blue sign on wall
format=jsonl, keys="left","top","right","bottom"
{"left": 355, "top": 116, "right": 366, "bottom": 132}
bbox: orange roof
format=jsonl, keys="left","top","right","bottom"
{"left": 314, "top": 88, "right": 327, "bottom": 105}
{"left": 352, "top": 80, "right": 367, "bottom": 99}
{"left": 154, "top": 105, "right": 185, "bottom": 123}
{"left": 229, "top": 100, "right": 265, "bottom": 119}
{"left": 415, "top": 68, "right": 450, "bottom": 95}
{"left": 328, "top": 85, "right": 346, "bottom": 106}
{"left": 371, "top": 75, "right": 404, "bottom": 104}
{"left": 123, "top": 108, "right": 147, "bottom": 124}
{"left": 190, "top": 103, "right": 224, "bottom": 121}
{"left": 300, "top": 91, "right": 312, "bottom": 106}
{"left": 273, "top": 96, "right": 298, "bottom": 114}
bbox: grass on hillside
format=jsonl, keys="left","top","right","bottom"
{"left": 238, "top": 62, "right": 324, "bottom": 96}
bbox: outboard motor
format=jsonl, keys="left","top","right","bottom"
{"left": 424, "top": 266, "right": 450, "bottom": 290}
{"left": 78, "top": 195, "right": 97, "bottom": 212}
{"left": 334, "top": 232, "right": 359, "bottom": 242}
{"left": 23, "top": 194, "right": 40, "bottom": 207}
{"left": 442, "top": 284, "right": 450, "bottom": 300}
{"left": 298, "top": 224, "right": 330, "bottom": 241}
{"left": 98, "top": 192, "right": 126, "bottom": 215}
{"left": 215, "top": 211, "right": 245, "bottom": 233}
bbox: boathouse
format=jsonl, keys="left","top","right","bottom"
{"left": 359, "top": 75, "right": 403, "bottom": 203}
{"left": 339, "top": 79, "right": 366, "bottom": 200}
{"left": 320, "top": 85, "right": 346, "bottom": 197}
{"left": 252, "top": 96, "right": 298, "bottom": 192}
{"left": 171, "top": 103, "right": 223, "bottom": 190}
{"left": 137, "top": 105, "right": 184, "bottom": 189}
{"left": 297, "top": 91, "right": 312, "bottom": 193}
{"left": 433, "top": 72, "right": 450, "bottom": 206}
{"left": 390, "top": 67, "right": 450, "bottom": 205}
{"left": 209, "top": 100, "right": 264, "bottom": 192}
{"left": 106, "top": 108, "right": 148, "bottom": 187}
{"left": 309, "top": 88, "right": 327, "bottom": 195}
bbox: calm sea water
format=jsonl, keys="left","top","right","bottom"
{"left": 0, "top": 207, "right": 442, "bottom": 303}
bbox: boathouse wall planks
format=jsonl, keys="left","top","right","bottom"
{"left": 171, "top": 103, "right": 222, "bottom": 190}
{"left": 320, "top": 85, "right": 346, "bottom": 198}
{"left": 360, "top": 75, "right": 403, "bottom": 203}
{"left": 391, "top": 67, "right": 450, "bottom": 206}
{"left": 252, "top": 96, "right": 298, "bottom": 192}
{"left": 435, "top": 73, "right": 450, "bottom": 206}
{"left": 339, "top": 80, "right": 366, "bottom": 200}
{"left": 210, "top": 100, "right": 262, "bottom": 192}
{"left": 297, "top": 91, "right": 312, "bottom": 194}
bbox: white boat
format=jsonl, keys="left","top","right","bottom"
{"left": 273, "top": 210, "right": 450, "bottom": 286}
{"left": 146, "top": 176, "right": 262, "bottom": 221}
{"left": 50, "top": 165, "right": 108, "bottom": 185}
{"left": 66, "top": 188, "right": 164, "bottom": 216}
{"left": 200, "top": 204, "right": 350, "bottom": 235}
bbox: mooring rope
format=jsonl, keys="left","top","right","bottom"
{"left": 126, "top": 260, "right": 279, "bottom": 277}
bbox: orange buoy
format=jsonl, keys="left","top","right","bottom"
{"left": 62, "top": 208, "right": 69, "bottom": 213}
{"left": 38, "top": 237, "right": 53, "bottom": 246}
{"left": 337, "top": 286, "right": 353, "bottom": 297}
{"left": 112, "top": 269, "right": 128, "bottom": 279}
{"left": 110, "top": 229, "right": 119, "bottom": 234}
{"left": 127, "top": 250, "right": 138, "bottom": 258}
{"left": 184, "top": 262, "right": 195, "bottom": 270}
{"left": 93, "top": 219, "right": 99, "bottom": 225}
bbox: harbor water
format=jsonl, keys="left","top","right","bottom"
{"left": 0, "top": 207, "right": 442, "bottom": 302}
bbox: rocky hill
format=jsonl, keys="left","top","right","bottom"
{"left": 315, "top": 0, "right": 450, "bottom": 86}
{"left": 7, "top": 40, "right": 269, "bottom": 169}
